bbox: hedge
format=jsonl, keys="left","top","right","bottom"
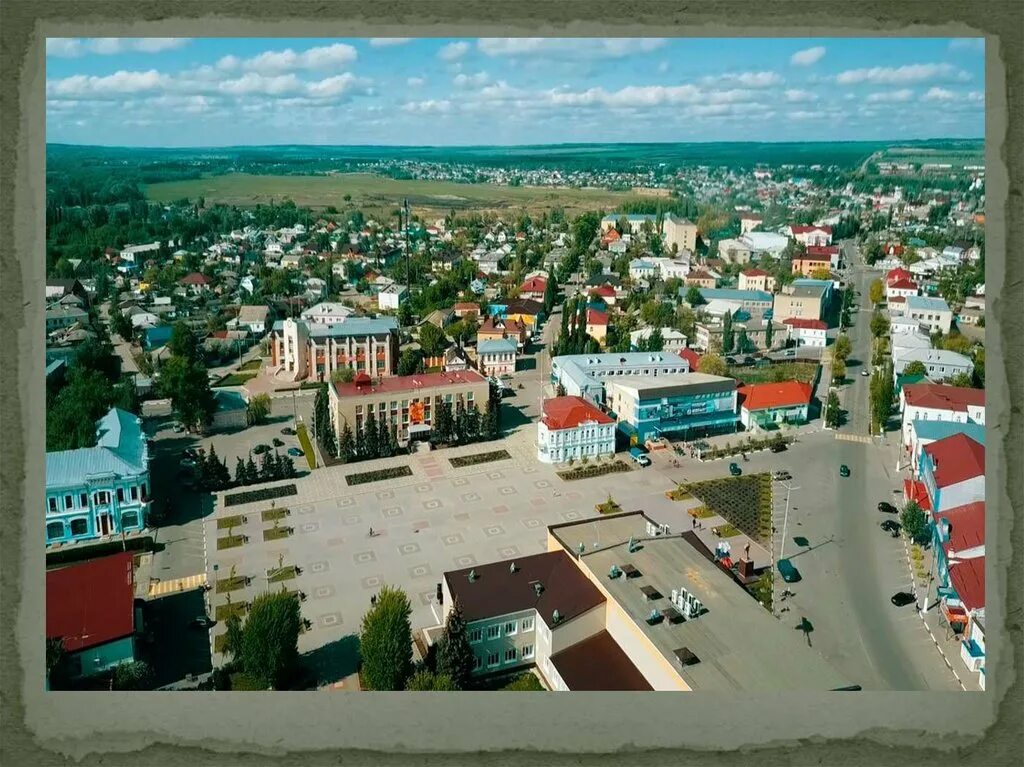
{"left": 557, "top": 460, "right": 630, "bottom": 481}
{"left": 345, "top": 465, "right": 413, "bottom": 486}
{"left": 449, "top": 450, "right": 512, "bottom": 468}
{"left": 223, "top": 484, "right": 297, "bottom": 508}
{"left": 46, "top": 535, "right": 155, "bottom": 569}
{"left": 296, "top": 424, "right": 317, "bottom": 470}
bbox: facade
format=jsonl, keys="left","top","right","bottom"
{"left": 477, "top": 338, "right": 518, "bottom": 378}
{"left": 502, "top": 299, "right": 544, "bottom": 337}
{"left": 605, "top": 373, "right": 738, "bottom": 443}
{"left": 892, "top": 348, "right": 973, "bottom": 381}
{"left": 550, "top": 352, "right": 693, "bottom": 404}
{"left": 691, "top": 288, "right": 773, "bottom": 318}
{"left": 328, "top": 369, "right": 489, "bottom": 444}
{"left": 899, "top": 383, "right": 985, "bottom": 451}
{"left": 737, "top": 268, "right": 776, "bottom": 293}
{"left": 783, "top": 318, "right": 828, "bottom": 347}
{"left": 629, "top": 327, "right": 687, "bottom": 353}
{"left": 785, "top": 225, "right": 833, "bottom": 247}
{"left": 45, "top": 408, "right": 150, "bottom": 546}
{"left": 740, "top": 214, "right": 762, "bottom": 234}
{"left": 518, "top": 276, "right": 548, "bottom": 301}
{"left": 45, "top": 305, "right": 90, "bottom": 333}
{"left": 738, "top": 381, "right": 813, "bottom": 430}
{"left": 772, "top": 283, "right": 826, "bottom": 322}
{"left": 629, "top": 258, "right": 658, "bottom": 280}
{"left": 904, "top": 295, "right": 954, "bottom": 335}
{"left": 663, "top": 214, "right": 699, "bottom": 253}
{"left": 269, "top": 317, "right": 399, "bottom": 382}
{"left": 536, "top": 396, "right": 616, "bottom": 464}
{"left": 695, "top": 316, "right": 784, "bottom": 353}
{"left": 917, "top": 433, "right": 985, "bottom": 514}
{"left": 211, "top": 390, "right": 249, "bottom": 431}
{"left": 907, "top": 419, "right": 985, "bottom": 474}
{"left": 46, "top": 552, "right": 139, "bottom": 680}
{"left": 791, "top": 255, "right": 832, "bottom": 277}
{"left": 717, "top": 238, "right": 753, "bottom": 264}
{"left": 301, "top": 301, "right": 355, "bottom": 325}
{"left": 739, "top": 231, "right": 789, "bottom": 258}
{"left": 685, "top": 270, "right": 717, "bottom": 289}
{"left": 236, "top": 305, "right": 270, "bottom": 335}
{"left": 377, "top": 283, "right": 408, "bottom": 310}
{"left": 585, "top": 309, "right": 609, "bottom": 346}
{"left": 886, "top": 278, "right": 919, "bottom": 302}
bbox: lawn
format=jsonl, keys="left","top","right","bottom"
{"left": 687, "top": 505, "right": 717, "bottom": 519}
{"left": 215, "top": 576, "right": 248, "bottom": 594}
{"left": 449, "top": 449, "right": 512, "bottom": 468}
{"left": 267, "top": 565, "right": 297, "bottom": 583}
{"left": 596, "top": 498, "right": 623, "bottom": 515}
{"left": 727, "top": 362, "right": 819, "bottom": 385}
{"left": 216, "top": 535, "right": 246, "bottom": 550}
{"left": 713, "top": 524, "right": 743, "bottom": 538}
{"left": 261, "top": 508, "right": 290, "bottom": 522}
{"left": 224, "top": 483, "right": 297, "bottom": 507}
{"left": 682, "top": 473, "right": 773, "bottom": 545}
{"left": 213, "top": 371, "right": 258, "bottom": 387}
{"left": 216, "top": 515, "right": 246, "bottom": 530}
{"left": 296, "top": 424, "right": 317, "bottom": 470}
{"left": 238, "top": 358, "right": 263, "bottom": 371}
{"left": 346, "top": 465, "right": 413, "bottom": 486}
{"left": 263, "top": 526, "right": 293, "bottom": 542}
{"left": 215, "top": 601, "right": 248, "bottom": 622}
{"left": 557, "top": 460, "right": 630, "bottom": 481}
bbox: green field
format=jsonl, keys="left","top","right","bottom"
{"left": 145, "top": 172, "right": 651, "bottom": 216}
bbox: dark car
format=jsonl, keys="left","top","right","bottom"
{"left": 777, "top": 558, "right": 802, "bottom": 583}
{"left": 743, "top": 356, "right": 756, "bottom": 365}
{"left": 840, "top": 464, "right": 851, "bottom": 478}
{"left": 881, "top": 520, "right": 902, "bottom": 535}
{"left": 252, "top": 444, "right": 271, "bottom": 455}
{"left": 878, "top": 502, "right": 898, "bottom": 514}
{"left": 281, "top": 427, "right": 297, "bottom": 436}
{"left": 725, "top": 356, "right": 737, "bottom": 365}
{"left": 891, "top": 591, "right": 916, "bottom": 607}
{"left": 770, "top": 442, "right": 787, "bottom": 453}
{"left": 272, "top": 437, "right": 285, "bottom": 447}
{"left": 729, "top": 462, "right": 742, "bottom": 476}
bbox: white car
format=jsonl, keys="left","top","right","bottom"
{"left": 861, "top": 369, "right": 870, "bottom": 377}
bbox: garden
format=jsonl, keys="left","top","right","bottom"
{"left": 346, "top": 465, "right": 414, "bottom": 486}
{"left": 674, "top": 473, "right": 774, "bottom": 544}
{"left": 216, "top": 534, "right": 247, "bottom": 550}
{"left": 595, "top": 494, "right": 623, "bottom": 515}
{"left": 449, "top": 449, "right": 512, "bottom": 469}
{"left": 224, "top": 484, "right": 298, "bottom": 508}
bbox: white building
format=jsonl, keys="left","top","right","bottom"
{"left": 476, "top": 338, "right": 517, "bottom": 378}
{"left": 536, "top": 396, "right": 616, "bottom": 464}
{"left": 301, "top": 302, "right": 355, "bottom": 325}
{"left": 629, "top": 327, "right": 687, "bottom": 353}
{"left": 377, "top": 283, "right": 408, "bottom": 311}
{"left": 899, "top": 382, "right": 985, "bottom": 450}
{"left": 893, "top": 348, "right": 973, "bottom": 382}
{"left": 905, "top": 295, "right": 954, "bottom": 335}
{"left": 782, "top": 318, "right": 828, "bottom": 347}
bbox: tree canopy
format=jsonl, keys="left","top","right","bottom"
{"left": 359, "top": 585, "right": 414, "bottom": 691}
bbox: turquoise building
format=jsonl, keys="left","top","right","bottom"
{"left": 604, "top": 373, "right": 738, "bottom": 443}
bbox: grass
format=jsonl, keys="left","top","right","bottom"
{"left": 267, "top": 565, "right": 297, "bottom": 583}
{"left": 714, "top": 524, "right": 743, "bottom": 538}
{"left": 213, "top": 371, "right": 258, "bottom": 387}
{"left": 687, "top": 506, "right": 717, "bottom": 519}
{"left": 214, "top": 634, "right": 230, "bottom": 654}
{"left": 145, "top": 172, "right": 648, "bottom": 217}
{"left": 296, "top": 424, "right": 317, "bottom": 470}
{"left": 300, "top": 382, "right": 323, "bottom": 390}
{"left": 666, "top": 486, "right": 693, "bottom": 501}
{"left": 217, "top": 515, "right": 246, "bottom": 530}
{"left": 682, "top": 473, "right": 773, "bottom": 545}
{"left": 215, "top": 576, "right": 248, "bottom": 594}
{"left": 224, "top": 483, "right": 297, "bottom": 507}
{"left": 217, "top": 535, "right": 246, "bottom": 550}
{"left": 261, "top": 508, "right": 289, "bottom": 522}
{"left": 346, "top": 465, "right": 414, "bottom": 486}
{"left": 557, "top": 460, "right": 630, "bottom": 481}
{"left": 238, "top": 358, "right": 263, "bottom": 371}
{"left": 449, "top": 449, "right": 512, "bottom": 468}
{"left": 215, "top": 601, "right": 248, "bottom": 622}
{"left": 500, "top": 673, "right": 546, "bottom": 691}
{"left": 596, "top": 500, "right": 623, "bottom": 515}
{"left": 228, "top": 672, "right": 265, "bottom": 691}
{"left": 263, "top": 526, "right": 293, "bottom": 542}
{"left": 727, "top": 362, "right": 819, "bottom": 385}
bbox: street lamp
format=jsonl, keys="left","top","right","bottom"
{"left": 777, "top": 481, "right": 800, "bottom": 563}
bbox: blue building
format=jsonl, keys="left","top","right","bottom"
{"left": 550, "top": 352, "right": 694, "bottom": 404}
{"left": 604, "top": 373, "right": 738, "bottom": 444}
{"left": 45, "top": 408, "right": 150, "bottom": 547}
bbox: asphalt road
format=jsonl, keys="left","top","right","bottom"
{"left": 836, "top": 240, "right": 877, "bottom": 437}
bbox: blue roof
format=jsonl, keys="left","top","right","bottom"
{"left": 905, "top": 295, "right": 951, "bottom": 312}
{"left": 694, "top": 288, "right": 773, "bottom": 303}
{"left": 144, "top": 325, "right": 174, "bottom": 349}
{"left": 912, "top": 419, "right": 985, "bottom": 445}
{"left": 792, "top": 278, "right": 833, "bottom": 290}
{"left": 603, "top": 213, "right": 658, "bottom": 222}
{"left": 630, "top": 259, "right": 656, "bottom": 268}
{"left": 477, "top": 338, "right": 518, "bottom": 354}
{"left": 215, "top": 390, "right": 248, "bottom": 412}
{"left": 46, "top": 408, "right": 148, "bottom": 490}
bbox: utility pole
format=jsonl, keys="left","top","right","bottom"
{"left": 778, "top": 481, "right": 800, "bottom": 562}
{"left": 404, "top": 198, "right": 412, "bottom": 293}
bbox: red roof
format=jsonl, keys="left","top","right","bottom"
{"left": 333, "top": 370, "right": 487, "bottom": 397}
{"left": 884, "top": 243, "right": 905, "bottom": 256}
{"left": 935, "top": 502, "right": 985, "bottom": 555}
{"left": 542, "top": 396, "right": 614, "bottom": 431}
{"left": 923, "top": 433, "right": 985, "bottom": 488}
{"left": 888, "top": 295, "right": 906, "bottom": 304}
{"left": 783, "top": 318, "right": 827, "bottom": 330}
{"left": 737, "top": 381, "right": 813, "bottom": 412}
{"left": 904, "top": 479, "right": 932, "bottom": 511}
{"left": 888, "top": 278, "right": 918, "bottom": 291}
{"left": 590, "top": 284, "right": 616, "bottom": 298}
{"left": 47, "top": 552, "right": 136, "bottom": 653}
{"left": 789, "top": 225, "right": 832, "bottom": 235}
{"left": 453, "top": 302, "right": 479, "bottom": 312}
{"left": 741, "top": 268, "right": 770, "bottom": 277}
{"left": 518, "top": 276, "right": 547, "bottom": 294}
{"left": 948, "top": 556, "right": 985, "bottom": 611}
{"left": 886, "top": 267, "right": 914, "bottom": 285}
{"left": 903, "top": 383, "right": 985, "bottom": 412}
{"left": 806, "top": 245, "right": 839, "bottom": 257}
{"left": 602, "top": 229, "right": 621, "bottom": 241}
{"left": 677, "top": 348, "right": 701, "bottom": 370}
{"left": 179, "top": 272, "right": 210, "bottom": 285}
{"left": 586, "top": 309, "right": 609, "bottom": 326}
{"left": 687, "top": 270, "right": 714, "bottom": 281}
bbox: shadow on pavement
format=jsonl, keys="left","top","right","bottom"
{"left": 301, "top": 634, "right": 361, "bottom": 687}
{"left": 142, "top": 589, "right": 214, "bottom": 688}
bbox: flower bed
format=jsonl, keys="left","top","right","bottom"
{"left": 215, "top": 601, "right": 248, "bottom": 622}
{"left": 557, "top": 460, "right": 630, "bottom": 481}
{"left": 449, "top": 449, "right": 512, "bottom": 468}
{"left": 596, "top": 501, "right": 623, "bottom": 515}
{"left": 346, "top": 465, "right": 414, "bottom": 486}
{"left": 215, "top": 576, "right": 248, "bottom": 594}
{"left": 263, "top": 526, "right": 293, "bottom": 542}
{"left": 216, "top": 515, "right": 246, "bottom": 530}
{"left": 687, "top": 506, "right": 716, "bottom": 519}
{"left": 261, "top": 508, "right": 290, "bottom": 522}
{"left": 223, "top": 484, "right": 297, "bottom": 508}
{"left": 713, "top": 524, "right": 742, "bottom": 538}
{"left": 666, "top": 486, "right": 693, "bottom": 501}
{"left": 267, "top": 565, "right": 297, "bottom": 583}
{"left": 296, "top": 424, "right": 317, "bottom": 470}
{"left": 216, "top": 535, "right": 246, "bottom": 550}
{"left": 213, "top": 371, "right": 258, "bottom": 387}
{"left": 682, "top": 473, "right": 773, "bottom": 545}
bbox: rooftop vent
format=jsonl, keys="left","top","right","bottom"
{"left": 467, "top": 569, "right": 477, "bottom": 583}
{"left": 509, "top": 561, "right": 517, "bottom": 574}
{"left": 532, "top": 581, "right": 544, "bottom": 597}
{"left": 674, "top": 647, "right": 701, "bottom": 667}
{"left": 551, "top": 609, "right": 562, "bottom": 625}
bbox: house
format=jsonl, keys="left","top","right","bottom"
{"left": 301, "top": 302, "right": 355, "bottom": 325}
{"left": 685, "top": 270, "right": 717, "bottom": 289}
{"left": 477, "top": 337, "right": 518, "bottom": 378}
{"left": 906, "top": 420, "right": 985, "bottom": 475}
{"left": 677, "top": 347, "right": 701, "bottom": 371}
{"left": 785, "top": 225, "right": 833, "bottom": 247}
{"left": 791, "top": 254, "right": 832, "bottom": 278}
{"left": 630, "top": 327, "right": 687, "bottom": 353}
{"left": 210, "top": 390, "right": 249, "bottom": 432}
{"left": 378, "top": 283, "right": 408, "bottom": 311}
{"left": 740, "top": 214, "right": 763, "bottom": 234}
{"left": 585, "top": 309, "right": 609, "bottom": 346}
{"left": 928, "top": 501, "right": 985, "bottom": 653}
{"left": 240, "top": 276, "right": 257, "bottom": 295}
{"left": 443, "top": 345, "right": 471, "bottom": 373}
{"left": 453, "top": 302, "right": 480, "bottom": 319}
{"left": 629, "top": 258, "right": 658, "bottom": 281}
{"left": 783, "top": 318, "right": 828, "bottom": 347}
{"left": 916, "top": 433, "right": 985, "bottom": 514}
{"left": 904, "top": 295, "right": 954, "bottom": 335}
{"left": 269, "top": 317, "right": 400, "bottom": 382}
{"left": 45, "top": 305, "right": 89, "bottom": 334}
{"left": 737, "top": 381, "right": 813, "bottom": 431}
{"left": 691, "top": 288, "right": 773, "bottom": 318}
{"left": 178, "top": 273, "right": 211, "bottom": 294}
{"left": 717, "top": 238, "right": 753, "bottom": 264}
{"left": 899, "top": 383, "right": 985, "bottom": 452}
{"left": 143, "top": 324, "right": 174, "bottom": 351}
{"left": 885, "top": 266, "right": 915, "bottom": 287}
{"left": 806, "top": 245, "right": 842, "bottom": 270}
{"left": 606, "top": 373, "right": 738, "bottom": 443}
{"left": 518, "top": 276, "right": 548, "bottom": 302}
{"left": 235, "top": 305, "right": 271, "bottom": 336}
{"left": 886, "top": 277, "right": 919, "bottom": 302}
{"left": 737, "top": 268, "right": 775, "bottom": 293}
{"left": 587, "top": 284, "right": 618, "bottom": 307}
{"left": 45, "top": 408, "right": 150, "bottom": 547}
{"left": 46, "top": 552, "right": 140, "bottom": 681}
{"left": 421, "top": 307, "right": 455, "bottom": 330}
{"left": 772, "top": 283, "right": 826, "bottom": 322}
{"left": 503, "top": 299, "right": 545, "bottom": 337}
{"left": 696, "top": 315, "right": 785, "bottom": 353}
{"left": 892, "top": 348, "right": 973, "bottom": 382}
{"left": 537, "top": 396, "right": 616, "bottom": 464}
{"left": 46, "top": 278, "right": 89, "bottom": 305}
{"left": 739, "top": 231, "right": 789, "bottom": 259}
{"left": 125, "top": 306, "right": 159, "bottom": 330}
{"left": 600, "top": 227, "right": 622, "bottom": 247}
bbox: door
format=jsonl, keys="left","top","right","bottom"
{"left": 98, "top": 514, "right": 111, "bottom": 536}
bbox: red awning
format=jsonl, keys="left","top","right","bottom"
{"left": 903, "top": 479, "right": 932, "bottom": 511}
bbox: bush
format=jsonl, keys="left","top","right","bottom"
{"left": 296, "top": 424, "right": 317, "bottom": 470}
{"left": 502, "top": 673, "right": 545, "bottom": 691}
{"left": 346, "top": 466, "right": 414, "bottom": 486}
{"left": 557, "top": 460, "right": 631, "bottom": 481}
{"left": 449, "top": 450, "right": 512, "bottom": 468}
{"left": 224, "top": 484, "right": 297, "bottom": 508}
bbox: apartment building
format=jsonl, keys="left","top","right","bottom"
{"left": 904, "top": 295, "right": 954, "bottom": 335}
{"left": 269, "top": 317, "right": 399, "bottom": 382}
{"left": 772, "top": 283, "right": 826, "bottom": 322}
{"left": 550, "top": 352, "right": 693, "bottom": 404}
{"left": 536, "top": 396, "right": 616, "bottom": 464}
{"left": 737, "top": 268, "right": 776, "bottom": 293}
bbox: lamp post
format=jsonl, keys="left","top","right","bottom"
{"left": 778, "top": 481, "right": 800, "bottom": 563}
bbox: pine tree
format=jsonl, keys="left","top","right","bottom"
{"left": 436, "top": 599, "right": 474, "bottom": 690}
{"left": 433, "top": 400, "right": 454, "bottom": 444}
{"left": 339, "top": 423, "right": 355, "bottom": 463}
{"left": 454, "top": 403, "right": 467, "bottom": 446}
{"left": 220, "top": 458, "right": 231, "bottom": 488}
{"left": 245, "top": 454, "right": 258, "bottom": 485}
{"left": 322, "top": 415, "right": 338, "bottom": 458}
{"left": 206, "top": 445, "right": 221, "bottom": 490}
{"left": 234, "top": 457, "right": 246, "bottom": 487}
{"left": 259, "top": 451, "right": 273, "bottom": 481}
{"left": 363, "top": 409, "right": 380, "bottom": 458}
{"left": 764, "top": 318, "right": 774, "bottom": 349}
{"left": 722, "top": 310, "right": 734, "bottom": 354}
{"left": 377, "top": 418, "right": 392, "bottom": 458}
{"left": 389, "top": 424, "right": 400, "bottom": 455}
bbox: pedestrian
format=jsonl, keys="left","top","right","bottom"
{"left": 692, "top": 517, "right": 696, "bottom": 530}
{"left": 370, "top": 594, "right": 377, "bottom": 607}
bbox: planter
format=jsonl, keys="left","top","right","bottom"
{"left": 224, "top": 484, "right": 297, "bottom": 508}
{"left": 346, "top": 466, "right": 414, "bottom": 486}
{"left": 450, "top": 450, "right": 512, "bottom": 469}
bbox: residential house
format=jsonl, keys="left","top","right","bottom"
{"left": 587, "top": 284, "right": 618, "bottom": 307}
{"left": 892, "top": 348, "right": 973, "bottom": 382}
{"left": 453, "top": 302, "right": 481, "bottom": 319}
{"left": 782, "top": 318, "right": 828, "bottom": 348}
{"left": 378, "top": 283, "right": 408, "bottom": 311}
{"left": 785, "top": 225, "right": 833, "bottom": 247}
{"left": 904, "top": 295, "right": 954, "bottom": 335}
{"left": 421, "top": 307, "right": 455, "bottom": 330}
{"left": 740, "top": 214, "right": 763, "bottom": 234}
{"left": 738, "top": 381, "right": 813, "bottom": 431}
{"left": 443, "top": 345, "right": 471, "bottom": 373}
{"left": 235, "top": 305, "right": 271, "bottom": 336}
{"left": 536, "top": 396, "right": 616, "bottom": 464}
{"left": 916, "top": 433, "right": 985, "bottom": 514}
{"left": 125, "top": 306, "right": 159, "bottom": 330}
{"left": 477, "top": 338, "right": 518, "bottom": 378}
{"left": 503, "top": 299, "right": 544, "bottom": 338}
{"left": 791, "top": 254, "right": 832, "bottom": 278}
{"left": 717, "top": 238, "right": 753, "bottom": 265}
{"left": 685, "top": 270, "right": 717, "bottom": 289}
{"left": 518, "top": 276, "right": 548, "bottom": 302}
{"left": 886, "top": 277, "right": 919, "bottom": 302}
{"left": 629, "top": 258, "right": 658, "bottom": 281}
{"left": 691, "top": 288, "right": 773, "bottom": 318}
{"left": 301, "top": 302, "right": 355, "bottom": 325}
{"left": 178, "top": 273, "right": 211, "bottom": 294}
{"left": 45, "top": 304, "right": 89, "bottom": 334}
{"left": 772, "top": 283, "right": 826, "bottom": 322}
{"left": 737, "top": 268, "right": 775, "bottom": 293}
{"left": 663, "top": 214, "right": 699, "bottom": 253}
{"left": 899, "top": 383, "right": 985, "bottom": 453}
{"left": 585, "top": 309, "right": 609, "bottom": 346}
{"left": 46, "top": 278, "right": 89, "bottom": 305}
{"left": 630, "top": 327, "right": 687, "bottom": 353}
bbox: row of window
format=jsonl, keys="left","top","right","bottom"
{"left": 474, "top": 644, "right": 535, "bottom": 670}
{"left": 45, "top": 511, "right": 140, "bottom": 539}
{"left": 355, "top": 393, "right": 474, "bottom": 415}
{"left": 548, "top": 428, "right": 613, "bottom": 444}
{"left": 468, "top": 616, "right": 534, "bottom": 643}
{"left": 47, "top": 485, "right": 147, "bottom": 514}
{"left": 596, "top": 367, "right": 686, "bottom": 378}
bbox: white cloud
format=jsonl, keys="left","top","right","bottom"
{"left": 790, "top": 46, "right": 826, "bottom": 66}
{"left": 948, "top": 38, "right": 984, "bottom": 52}
{"left": 438, "top": 42, "right": 470, "bottom": 61}
{"left": 866, "top": 89, "right": 914, "bottom": 103}
{"left": 783, "top": 89, "right": 818, "bottom": 103}
{"left": 922, "top": 86, "right": 956, "bottom": 102}
{"left": 48, "top": 69, "right": 173, "bottom": 97}
{"left": 453, "top": 71, "right": 490, "bottom": 88}
{"left": 46, "top": 37, "right": 190, "bottom": 57}
{"left": 217, "top": 73, "right": 304, "bottom": 96}
{"left": 789, "top": 109, "right": 828, "bottom": 120}
{"left": 407, "top": 76, "right": 426, "bottom": 87}
{"left": 477, "top": 38, "right": 665, "bottom": 59}
{"left": 369, "top": 38, "right": 410, "bottom": 47}
{"left": 402, "top": 99, "right": 451, "bottom": 114}
{"left": 702, "top": 71, "right": 783, "bottom": 88}
{"left": 217, "top": 43, "right": 358, "bottom": 74}
{"left": 836, "top": 63, "right": 969, "bottom": 85}
{"left": 305, "top": 74, "right": 370, "bottom": 99}
{"left": 542, "top": 84, "right": 757, "bottom": 108}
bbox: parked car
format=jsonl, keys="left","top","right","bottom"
{"left": 272, "top": 437, "right": 285, "bottom": 447}
{"left": 725, "top": 356, "right": 737, "bottom": 365}
{"left": 890, "top": 591, "right": 916, "bottom": 607}
{"left": 880, "top": 520, "right": 902, "bottom": 535}
{"left": 877, "top": 502, "right": 898, "bottom": 514}
{"left": 777, "top": 558, "right": 802, "bottom": 583}
{"left": 287, "top": 447, "right": 304, "bottom": 457}
{"left": 729, "top": 463, "right": 742, "bottom": 476}
{"left": 840, "top": 464, "right": 851, "bottom": 478}
{"left": 742, "top": 356, "right": 756, "bottom": 365}
{"left": 179, "top": 458, "right": 196, "bottom": 469}
{"left": 252, "top": 444, "right": 271, "bottom": 455}
{"left": 861, "top": 369, "right": 870, "bottom": 377}
{"left": 171, "top": 422, "right": 185, "bottom": 433}
{"left": 281, "top": 427, "right": 297, "bottom": 436}
{"left": 770, "top": 442, "right": 787, "bottom": 453}
{"left": 773, "top": 470, "right": 792, "bottom": 481}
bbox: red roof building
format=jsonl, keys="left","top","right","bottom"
{"left": 935, "top": 501, "right": 985, "bottom": 557}
{"left": 589, "top": 284, "right": 617, "bottom": 299}
{"left": 805, "top": 245, "right": 839, "bottom": 258}
{"left": 179, "top": 272, "right": 210, "bottom": 286}
{"left": 586, "top": 309, "right": 609, "bottom": 327}
{"left": 737, "top": 381, "right": 813, "bottom": 411}
{"left": 518, "top": 276, "right": 548, "bottom": 298}
{"left": 740, "top": 268, "right": 770, "bottom": 277}
{"left": 788, "top": 225, "right": 833, "bottom": 235}
{"left": 46, "top": 552, "right": 136, "bottom": 654}
{"left": 677, "top": 348, "right": 701, "bottom": 370}
{"left": 782, "top": 318, "right": 827, "bottom": 330}
{"left": 541, "top": 396, "right": 615, "bottom": 431}
{"left": 886, "top": 267, "right": 914, "bottom": 286}
{"left": 332, "top": 369, "right": 487, "bottom": 398}
{"left": 923, "top": 433, "right": 985, "bottom": 489}
{"left": 888, "top": 278, "right": 918, "bottom": 292}
{"left": 948, "top": 556, "right": 985, "bottom": 611}
{"left": 903, "top": 383, "right": 985, "bottom": 413}
{"left": 904, "top": 479, "right": 932, "bottom": 511}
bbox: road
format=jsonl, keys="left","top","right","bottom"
{"left": 836, "top": 240, "right": 876, "bottom": 437}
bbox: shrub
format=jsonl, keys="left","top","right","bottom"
{"left": 223, "top": 484, "right": 297, "bottom": 508}
{"left": 449, "top": 450, "right": 512, "bottom": 469}
{"left": 346, "top": 466, "right": 414, "bottom": 486}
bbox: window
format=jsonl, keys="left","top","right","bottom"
{"left": 468, "top": 628, "right": 482, "bottom": 643}
{"left": 522, "top": 644, "right": 535, "bottom": 660}
{"left": 121, "top": 511, "right": 139, "bottom": 529}
{"left": 140, "top": 485, "right": 147, "bottom": 502}
{"left": 521, "top": 617, "right": 534, "bottom": 632}
{"left": 94, "top": 491, "right": 110, "bottom": 505}
{"left": 69, "top": 518, "right": 88, "bottom": 537}
{"left": 80, "top": 493, "right": 88, "bottom": 507}
{"left": 505, "top": 648, "right": 517, "bottom": 663}
{"left": 46, "top": 521, "right": 64, "bottom": 540}
{"left": 473, "top": 655, "right": 483, "bottom": 671}
{"left": 48, "top": 497, "right": 57, "bottom": 513}
{"left": 130, "top": 486, "right": 138, "bottom": 501}
{"left": 486, "top": 625, "right": 500, "bottom": 640}
{"left": 487, "top": 652, "right": 500, "bottom": 667}
{"left": 64, "top": 495, "right": 73, "bottom": 510}
{"left": 504, "top": 621, "right": 517, "bottom": 636}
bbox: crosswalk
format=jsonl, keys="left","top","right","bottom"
{"left": 148, "top": 572, "right": 207, "bottom": 597}
{"left": 834, "top": 433, "right": 873, "bottom": 444}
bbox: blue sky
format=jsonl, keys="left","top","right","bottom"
{"left": 46, "top": 37, "right": 985, "bottom": 146}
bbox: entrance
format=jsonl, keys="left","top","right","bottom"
{"left": 98, "top": 513, "right": 111, "bottom": 536}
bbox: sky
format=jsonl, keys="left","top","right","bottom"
{"left": 45, "top": 37, "right": 985, "bottom": 147}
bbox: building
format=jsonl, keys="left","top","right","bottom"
{"left": 211, "top": 390, "right": 249, "bottom": 431}
{"left": 904, "top": 295, "right": 954, "bottom": 335}
{"left": 45, "top": 304, "right": 89, "bottom": 333}
{"left": 739, "top": 214, "right": 762, "bottom": 234}
{"left": 931, "top": 499, "right": 985, "bottom": 637}
{"left": 684, "top": 270, "right": 717, "bottom": 289}
{"left": 453, "top": 302, "right": 480, "bottom": 319}
{"left": 378, "top": 283, "right": 408, "bottom": 311}
{"left": 235, "top": 305, "right": 270, "bottom": 335}
{"left": 886, "top": 266, "right": 915, "bottom": 287}
{"left": 690, "top": 288, "right": 773, "bottom": 318}
{"left": 328, "top": 369, "right": 489, "bottom": 445}
{"left": 737, "top": 381, "right": 813, "bottom": 431}
{"left": 663, "top": 214, "right": 699, "bottom": 253}
{"left": 892, "top": 348, "right": 973, "bottom": 382}
{"left": 269, "top": 317, "right": 399, "bottom": 382}
{"left": 629, "top": 327, "right": 687, "bottom": 353}
{"left": 782, "top": 318, "right": 828, "bottom": 347}
{"left": 178, "top": 272, "right": 211, "bottom": 293}
{"left": 477, "top": 316, "right": 525, "bottom": 349}
{"left": 501, "top": 299, "right": 545, "bottom": 337}
{"left": 717, "top": 238, "right": 753, "bottom": 264}
{"left": 550, "top": 352, "right": 693, "bottom": 404}
{"left": 806, "top": 245, "right": 841, "bottom": 269}
{"left": 45, "top": 408, "right": 150, "bottom": 547}
{"left": 605, "top": 373, "right": 737, "bottom": 444}
{"left": 695, "top": 315, "right": 785, "bottom": 353}
{"left": 536, "top": 396, "right": 616, "bottom": 464}
{"left": 585, "top": 309, "right": 609, "bottom": 346}
{"left": 960, "top": 610, "right": 987, "bottom": 690}
{"left": 46, "top": 552, "right": 140, "bottom": 681}
{"left": 737, "top": 268, "right": 776, "bottom": 293}
{"left": 886, "top": 277, "right": 919, "bottom": 302}
{"left": 46, "top": 278, "right": 89, "bottom": 305}
{"left": 917, "top": 433, "right": 985, "bottom": 514}
{"left": 477, "top": 338, "right": 518, "bottom": 378}
{"left": 772, "top": 283, "right": 826, "bottom": 322}
{"left": 739, "top": 231, "right": 789, "bottom": 259}
{"left": 899, "top": 383, "right": 985, "bottom": 452}
{"left": 438, "top": 512, "right": 851, "bottom": 691}
{"left": 301, "top": 301, "right": 355, "bottom": 325}
{"left": 518, "top": 276, "right": 548, "bottom": 301}
{"left": 785, "top": 225, "right": 833, "bottom": 247}
{"left": 629, "top": 258, "right": 658, "bottom": 280}
{"left": 791, "top": 254, "right": 832, "bottom": 278}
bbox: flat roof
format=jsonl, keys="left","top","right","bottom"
{"left": 605, "top": 373, "right": 736, "bottom": 400}
{"left": 549, "top": 513, "right": 850, "bottom": 691}
{"left": 332, "top": 369, "right": 487, "bottom": 399}
{"left": 550, "top": 630, "right": 653, "bottom": 691}
{"left": 47, "top": 552, "right": 136, "bottom": 652}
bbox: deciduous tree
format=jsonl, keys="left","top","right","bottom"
{"left": 239, "top": 591, "right": 302, "bottom": 690}
{"left": 359, "top": 585, "right": 414, "bottom": 691}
